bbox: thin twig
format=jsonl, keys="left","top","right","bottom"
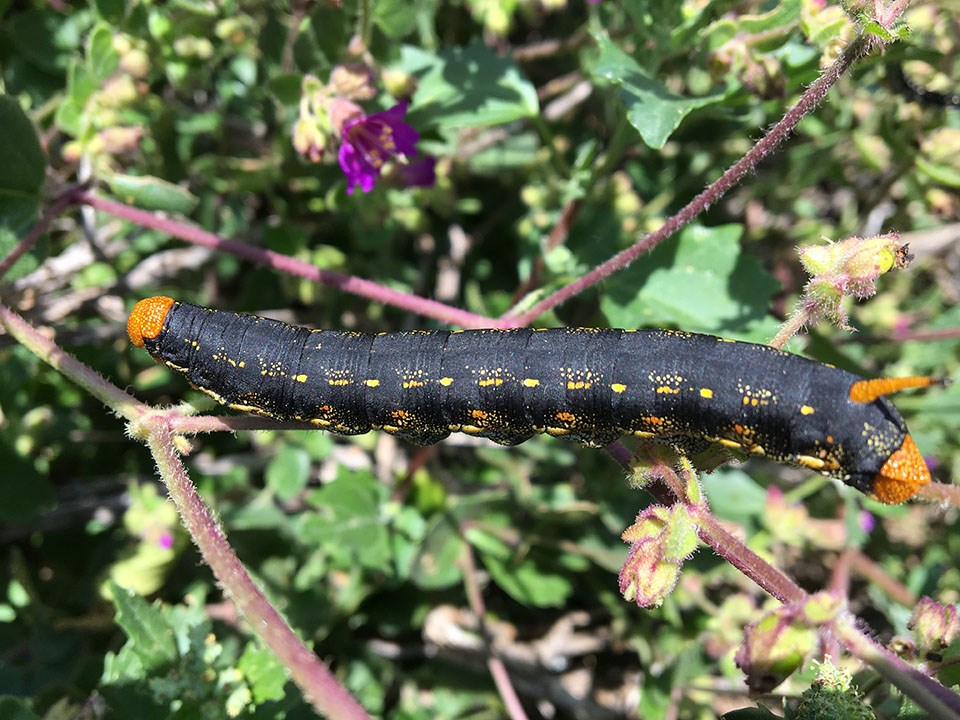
{"left": 80, "top": 193, "right": 496, "bottom": 329}
{"left": 505, "top": 33, "right": 878, "bottom": 326}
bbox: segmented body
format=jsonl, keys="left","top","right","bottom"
{"left": 128, "top": 297, "right": 931, "bottom": 504}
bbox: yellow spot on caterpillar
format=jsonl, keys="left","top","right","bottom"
{"left": 295, "top": 374, "right": 308, "bottom": 383}
{"left": 402, "top": 380, "right": 425, "bottom": 389}
{"left": 555, "top": 411, "right": 576, "bottom": 424}
{"left": 699, "top": 388, "right": 713, "bottom": 399}
{"left": 439, "top": 377, "right": 454, "bottom": 386}
{"left": 328, "top": 378, "right": 350, "bottom": 386}
{"left": 751, "top": 398, "right": 759, "bottom": 406}
{"left": 717, "top": 438, "right": 743, "bottom": 450}
{"left": 546, "top": 427, "right": 571, "bottom": 437}
{"left": 478, "top": 377, "right": 503, "bottom": 387}
{"left": 567, "top": 380, "right": 591, "bottom": 390}
{"left": 611, "top": 383, "right": 626, "bottom": 393}
{"left": 656, "top": 385, "right": 680, "bottom": 394}
{"left": 795, "top": 454, "right": 826, "bottom": 471}
{"left": 391, "top": 410, "right": 409, "bottom": 421}
{"left": 522, "top": 378, "right": 540, "bottom": 388}
{"left": 461, "top": 425, "right": 483, "bottom": 434}
{"left": 633, "top": 430, "right": 656, "bottom": 439}
{"left": 239, "top": 361, "right": 245, "bottom": 368}
{"left": 310, "top": 418, "right": 332, "bottom": 428}
{"left": 643, "top": 415, "right": 665, "bottom": 426}
{"left": 365, "top": 379, "right": 380, "bottom": 387}
{"left": 470, "top": 409, "right": 488, "bottom": 421}
{"left": 800, "top": 405, "right": 815, "bottom": 415}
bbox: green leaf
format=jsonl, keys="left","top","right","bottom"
{"left": 700, "top": 467, "right": 768, "bottom": 525}
{"left": 87, "top": 23, "right": 119, "bottom": 82}
{"left": 916, "top": 156, "right": 960, "bottom": 188}
{"left": 371, "top": 0, "right": 421, "bottom": 38}
{"left": 237, "top": 645, "right": 288, "bottom": 703}
{"left": 106, "top": 174, "right": 199, "bottom": 213}
{"left": 0, "top": 697, "right": 40, "bottom": 720}
{"left": 265, "top": 445, "right": 310, "bottom": 501}
{"left": 92, "top": 0, "right": 127, "bottom": 23}
{"left": 600, "top": 224, "right": 780, "bottom": 337}
{"left": 592, "top": 34, "right": 729, "bottom": 148}
{"left": 297, "top": 470, "right": 392, "bottom": 572}
{"left": 0, "top": 437, "right": 52, "bottom": 522}
{"left": 410, "top": 516, "right": 465, "bottom": 589}
{"left": 0, "top": 95, "right": 46, "bottom": 279}
{"left": 480, "top": 551, "right": 573, "bottom": 608}
{"left": 108, "top": 582, "right": 178, "bottom": 671}
{"left": 0, "top": 96, "right": 45, "bottom": 198}
{"left": 399, "top": 44, "right": 540, "bottom": 129}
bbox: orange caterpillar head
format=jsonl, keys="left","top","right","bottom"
{"left": 128, "top": 296, "right": 175, "bottom": 348}
{"left": 871, "top": 434, "right": 930, "bottom": 504}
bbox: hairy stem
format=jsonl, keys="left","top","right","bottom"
{"left": 147, "top": 422, "right": 371, "bottom": 720}
{"left": 506, "top": 33, "right": 877, "bottom": 326}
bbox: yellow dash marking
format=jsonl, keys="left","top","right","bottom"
{"left": 633, "top": 430, "right": 656, "bottom": 439}
{"left": 717, "top": 438, "right": 743, "bottom": 450}
{"left": 699, "top": 388, "right": 713, "bottom": 399}
{"left": 328, "top": 378, "right": 350, "bottom": 386}
{"left": 611, "top": 383, "right": 627, "bottom": 394}
{"left": 478, "top": 378, "right": 503, "bottom": 387}
{"left": 310, "top": 418, "right": 332, "bottom": 428}
{"left": 567, "top": 381, "right": 591, "bottom": 390}
{"left": 796, "top": 454, "right": 826, "bottom": 471}
{"left": 656, "top": 386, "right": 680, "bottom": 394}
{"left": 365, "top": 379, "right": 380, "bottom": 387}
{"left": 800, "top": 405, "right": 815, "bottom": 415}
{"left": 439, "top": 377, "right": 454, "bottom": 387}
{"left": 546, "top": 427, "right": 571, "bottom": 437}
{"left": 402, "top": 380, "right": 425, "bottom": 389}
{"left": 522, "top": 378, "right": 540, "bottom": 388}
{"left": 295, "top": 374, "right": 308, "bottom": 383}
{"left": 461, "top": 425, "right": 482, "bottom": 434}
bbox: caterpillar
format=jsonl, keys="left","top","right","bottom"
{"left": 888, "top": 63, "right": 960, "bottom": 109}
{"left": 128, "top": 296, "right": 935, "bottom": 504}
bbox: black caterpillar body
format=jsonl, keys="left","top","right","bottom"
{"left": 128, "top": 297, "right": 932, "bottom": 504}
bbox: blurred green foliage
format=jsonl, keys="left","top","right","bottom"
{"left": 1, "top": 0, "right": 959, "bottom": 718}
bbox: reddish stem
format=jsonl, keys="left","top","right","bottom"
{"left": 80, "top": 193, "right": 496, "bottom": 329}
{"left": 147, "top": 423, "right": 371, "bottom": 720}
{"left": 505, "top": 33, "right": 876, "bottom": 326}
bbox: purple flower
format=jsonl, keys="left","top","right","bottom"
{"left": 395, "top": 154, "right": 436, "bottom": 189}
{"left": 338, "top": 102, "right": 423, "bottom": 194}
